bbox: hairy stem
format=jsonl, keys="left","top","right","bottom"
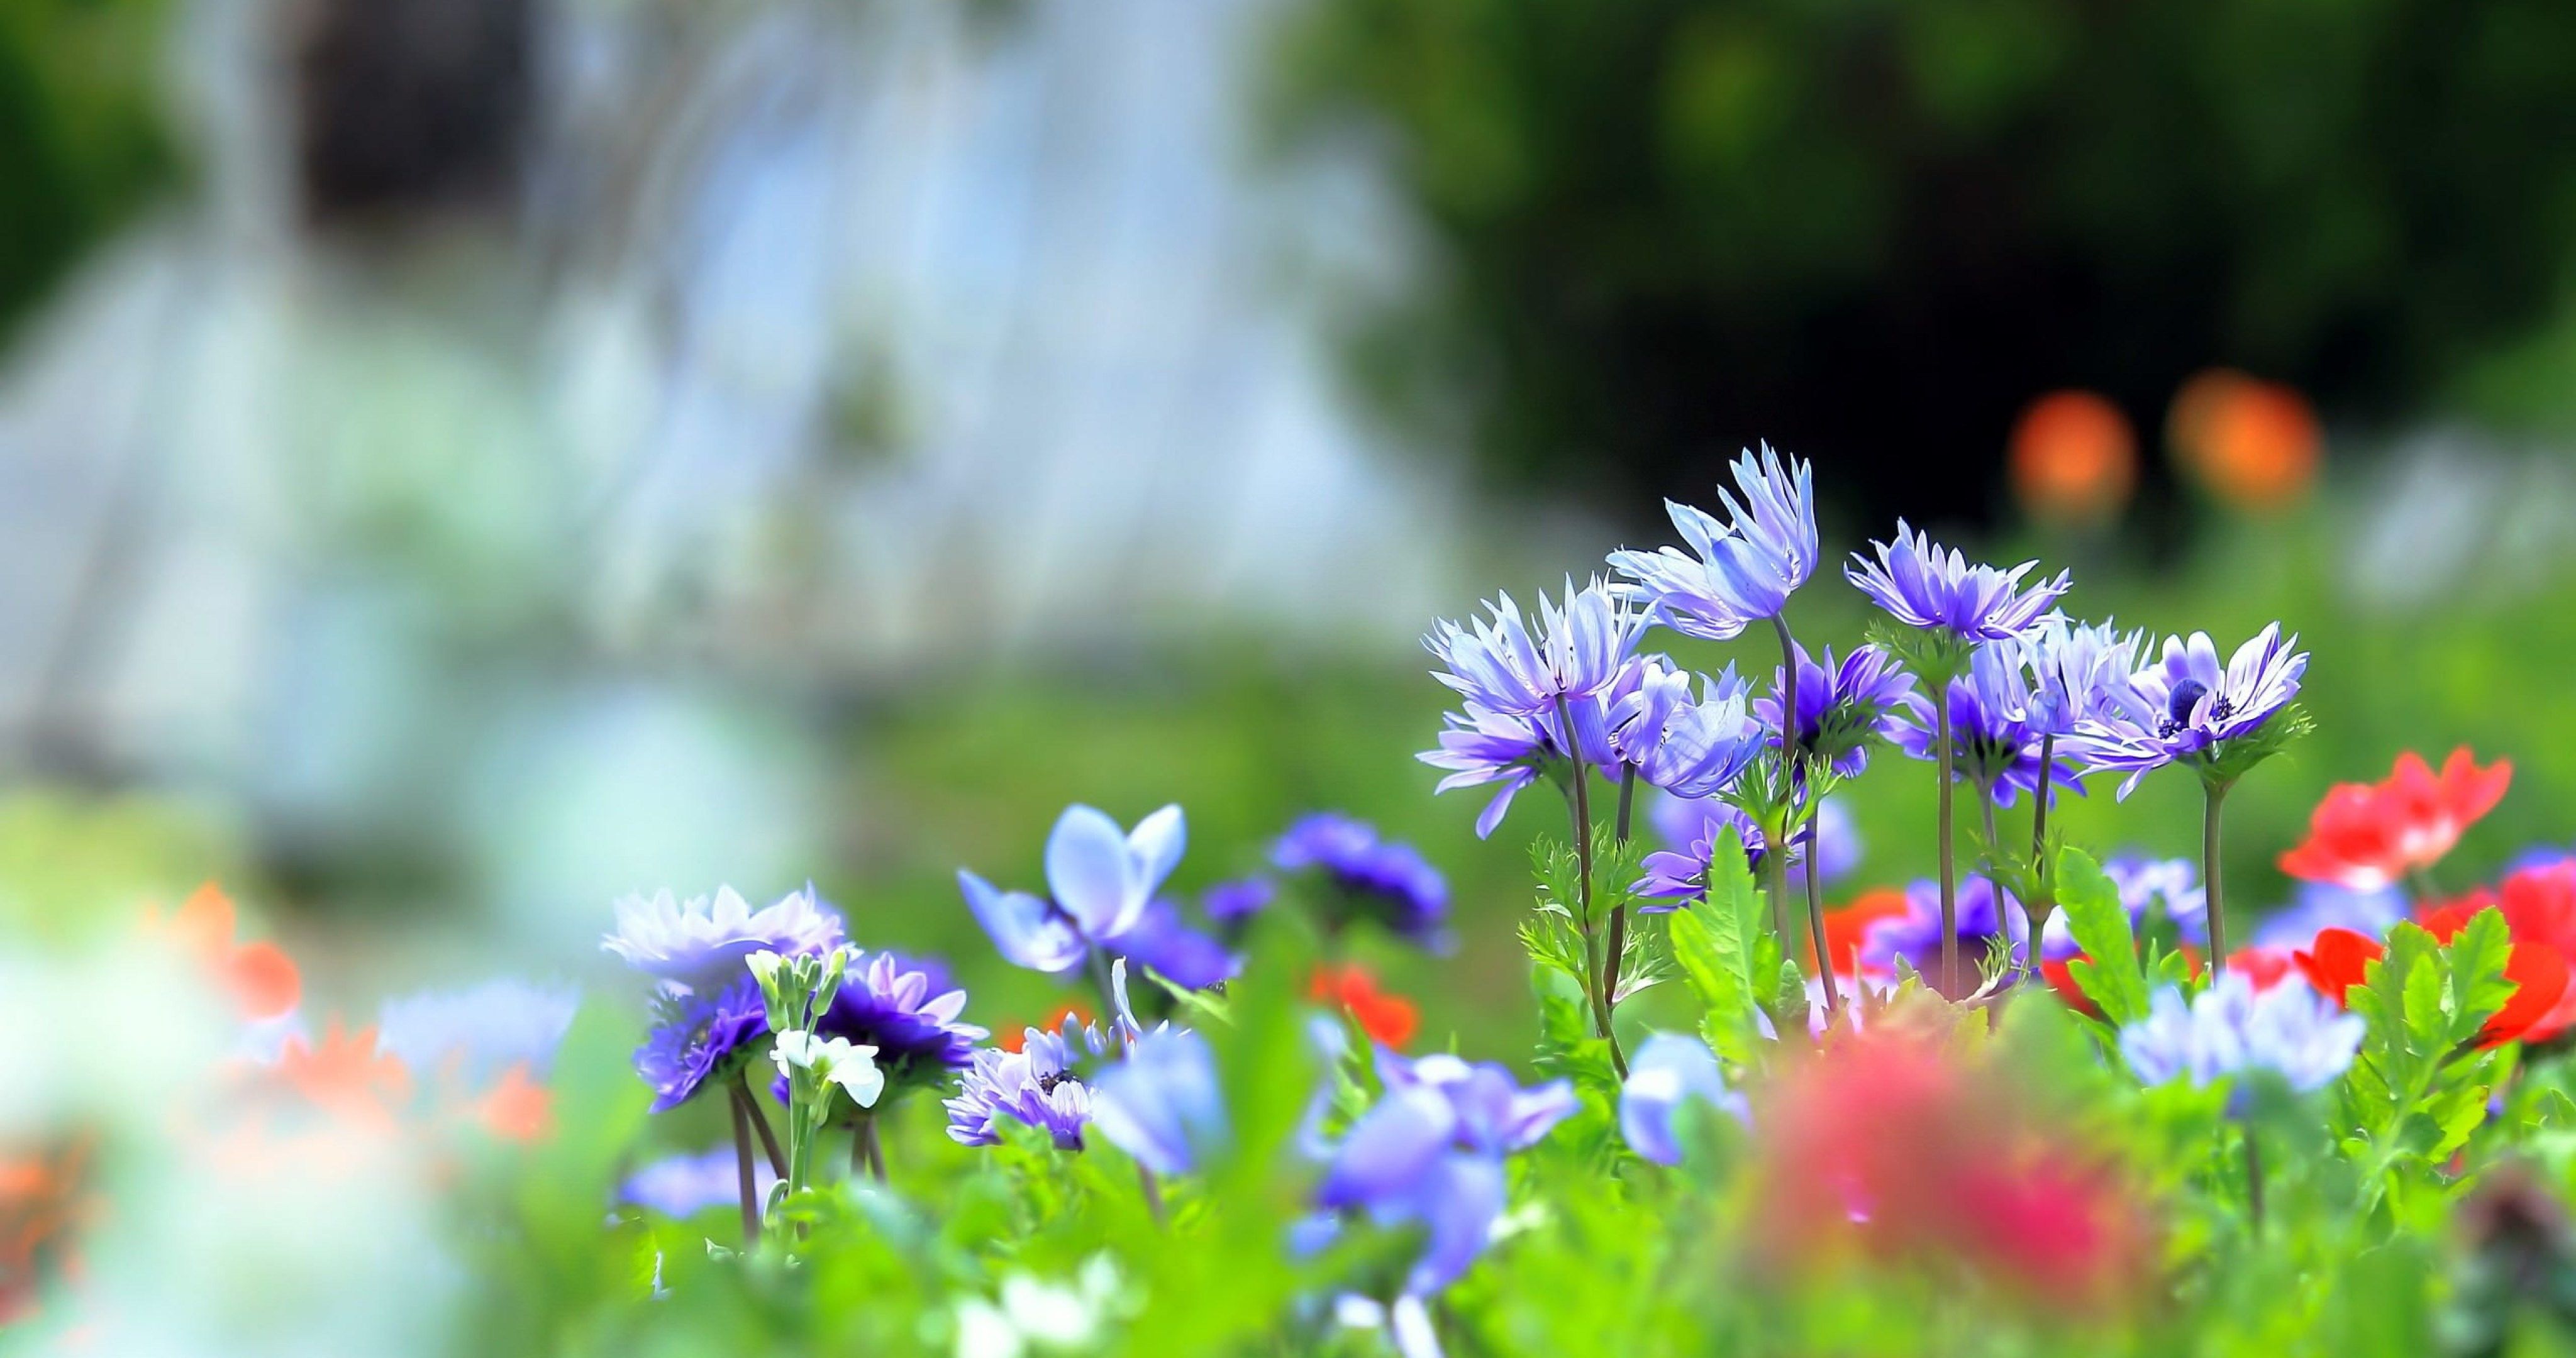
{"left": 1557, "top": 696, "right": 1614, "bottom": 1057}
{"left": 2030, "top": 733, "right": 2055, "bottom": 868}
{"left": 1979, "top": 790, "right": 2015, "bottom": 985}
{"left": 2204, "top": 780, "right": 2232, "bottom": 963}
{"left": 1600, "top": 765, "right": 1636, "bottom": 1079}
{"left": 1936, "top": 680, "right": 1959, "bottom": 998}
{"left": 1769, "top": 613, "right": 1829, "bottom": 1017}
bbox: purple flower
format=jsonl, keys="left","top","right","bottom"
{"left": 945, "top": 1020, "right": 1109, "bottom": 1150}
{"left": 635, "top": 973, "right": 769, "bottom": 1113}
{"left": 1619, "top": 1033, "right": 1749, "bottom": 1165}
{"left": 1102, "top": 898, "right": 1238, "bottom": 990}
{"left": 377, "top": 978, "right": 580, "bottom": 1085}
{"left": 1633, "top": 803, "right": 1764, "bottom": 906}
{"left": 2020, "top": 614, "right": 2146, "bottom": 738}
{"left": 1315, "top": 1050, "right": 1576, "bottom": 1295}
{"left": 1425, "top": 579, "right": 1644, "bottom": 719}
{"left": 1607, "top": 661, "right": 1764, "bottom": 798}
{"left": 2119, "top": 973, "right": 2362, "bottom": 1094}
{"left": 619, "top": 1145, "right": 776, "bottom": 1218}
{"left": 1860, "top": 876, "right": 2031, "bottom": 983}
{"left": 958, "top": 803, "right": 1188, "bottom": 974}
{"left": 1607, "top": 444, "right": 1817, "bottom": 640}
{"left": 2040, "top": 856, "right": 2208, "bottom": 961}
{"left": 2071, "top": 625, "right": 2309, "bottom": 798}
{"left": 1845, "top": 521, "right": 2070, "bottom": 642}
{"left": 1890, "top": 644, "right": 2084, "bottom": 807}
{"left": 1089, "top": 1028, "right": 1229, "bottom": 1176}
{"left": 1757, "top": 643, "right": 1915, "bottom": 778}
{"left": 1273, "top": 813, "right": 1451, "bottom": 950}
{"left": 808, "top": 951, "right": 987, "bottom": 1095}
{"left": 602, "top": 885, "right": 845, "bottom": 991}
{"left": 1418, "top": 702, "right": 1553, "bottom": 839}
{"left": 2251, "top": 881, "right": 2409, "bottom": 951}
{"left": 1202, "top": 878, "right": 1276, "bottom": 927}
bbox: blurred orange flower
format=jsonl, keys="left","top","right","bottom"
{"left": 1815, "top": 888, "right": 1910, "bottom": 978}
{"left": 140, "top": 883, "right": 301, "bottom": 1022}
{"left": 2168, "top": 368, "right": 2321, "bottom": 510}
{"left": 1309, "top": 963, "right": 1419, "bottom": 1049}
{"left": 0, "top": 1139, "right": 90, "bottom": 1327}
{"left": 2010, "top": 390, "right": 2136, "bottom": 526}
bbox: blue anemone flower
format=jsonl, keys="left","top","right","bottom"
{"left": 1618, "top": 1032, "right": 1749, "bottom": 1166}
{"left": 1755, "top": 642, "right": 1915, "bottom": 778}
{"left": 601, "top": 885, "right": 845, "bottom": 992}
{"left": 2071, "top": 624, "right": 2308, "bottom": 797}
{"left": 1273, "top": 813, "right": 1451, "bottom": 950}
{"left": 808, "top": 951, "right": 987, "bottom": 1095}
{"left": 1089, "top": 1028, "right": 1229, "bottom": 1176}
{"left": 1607, "top": 661, "right": 1765, "bottom": 798}
{"left": 2119, "top": 972, "right": 2362, "bottom": 1095}
{"left": 635, "top": 973, "right": 769, "bottom": 1113}
{"left": 1425, "top": 578, "right": 1644, "bottom": 719}
{"left": 958, "top": 803, "right": 1187, "bottom": 974}
{"left": 2020, "top": 614, "right": 2146, "bottom": 737}
{"left": 1314, "top": 1049, "right": 1575, "bottom": 1296}
{"left": 1890, "top": 644, "right": 2084, "bottom": 807}
{"left": 1845, "top": 521, "right": 2070, "bottom": 642}
{"left": 1102, "top": 898, "right": 1239, "bottom": 990}
{"left": 1607, "top": 444, "right": 1818, "bottom": 640}
{"left": 1860, "top": 876, "right": 2031, "bottom": 986}
{"left": 944, "top": 1018, "right": 1114, "bottom": 1150}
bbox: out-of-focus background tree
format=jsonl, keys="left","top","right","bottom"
{"left": 3, "top": 0, "right": 2576, "bottom": 1047}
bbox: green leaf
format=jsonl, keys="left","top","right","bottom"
{"left": 1672, "top": 827, "right": 1767, "bottom": 1064}
{"left": 2053, "top": 847, "right": 2149, "bottom": 1025}
{"left": 2443, "top": 906, "right": 2516, "bottom": 1041}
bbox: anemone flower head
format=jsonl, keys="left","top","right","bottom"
{"left": 1273, "top": 813, "right": 1451, "bottom": 951}
{"left": 2040, "top": 856, "right": 2207, "bottom": 961}
{"left": 2020, "top": 614, "right": 2148, "bottom": 738}
{"left": 958, "top": 803, "right": 1187, "bottom": 974}
{"left": 1100, "top": 898, "right": 1238, "bottom": 990}
{"left": 377, "top": 978, "right": 580, "bottom": 1087}
{"left": 1201, "top": 878, "right": 1275, "bottom": 928}
{"left": 1619, "top": 1032, "right": 1750, "bottom": 1165}
{"left": 2072, "top": 626, "right": 2309, "bottom": 797}
{"left": 1633, "top": 810, "right": 1764, "bottom": 907}
{"left": 1607, "top": 444, "right": 1817, "bottom": 640}
{"left": 602, "top": 885, "right": 845, "bottom": 991}
{"left": 634, "top": 974, "right": 769, "bottom": 1113}
{"left": 2279, "top": 748, "right": 2512, "bottom": 892}
{"left": 2119, "top": 972, "right": 2362, "bottom": 1095}
{"left": 1424, "top": 578, "right": 1643, "bottom": 719}
{"left": 1845, "top": 521, "right": 2070, "bottom": 643}
{"left": 1608, "top": 661, "right": 1765, "bottom": 798}
{"left": 1314, "top": 1050, "right": 1576, "bottom": 1295}
{"left": 1859, "top": 876, "right": 2031, "bottom": 988}
{"left": 1890, "top": 645, "right": 2082, "bottom": 807}
{"left": 1089, "top": 1028, "right": 1230, "bottom": 1176}
{"left": 807, "top": 951, "right": 987, "bottom": 1096}
{"left": 945, "top": 1023, "right": 1099, "bottom": 1150}
{"left": 1417, "top": 702, "right": 1553, "bottom": 839}
{"left": 1757, "top": 643, "right": 1915, "bottom": 779}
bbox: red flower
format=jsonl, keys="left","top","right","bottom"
{"left": 1817, "top": 888, "right": 1912, "bottom": 978}
{"left": 141, "top": 884, "right": 303, "bottom": 1023}
{"left": 2292, "top": 928, "right": 2385, "bottom": 1007}
{"left": 2225, "top": 946, "right": 2298, "bottom": 992}
{"left": 2421, "top": 864, "right": 2576, "bottom": 1042}
{"left": 2279, "top": 749, "right": 2512, "bottom": 891}
{"left": 1309, "top": 963, "right": 1419, "bottom": 1049}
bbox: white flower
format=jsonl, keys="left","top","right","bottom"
{"left": 770, "top": 1029, "right": 886, "bottom": 1109}
{"left": 952, "top": 1257, "right": 1126, "bottom": 1358}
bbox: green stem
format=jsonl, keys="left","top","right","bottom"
{"left": 1804, "top": 815, "right": 1839, "bottom": 1015}
{"left": 1980, "top": 790, "right": 2013, "bottom": 985}
{"left": 852, "top": 1113, "right": 887, "bottom": 1183}
{"left": 1936, "top": 680, "right": 1960, "bottom": 998}
{"left": 738, "top": 1070, "right": 786, "bottom": 1178}
{"left": 2029, "top": 734, "right": 2055, "bottom": 867}
{"left": 1770, "top": 613, "right": 1831, "bottom": 1017}
{"left": 2204, "top": 780, "right": 2232, "bottom": 963}
{"left": 1557, "top": 696, "right": 1615, "bottom": 1059}
{"left": 1601, "top": 766, "right": 1636, "bottom": 1079}
{"left": 730, "top": 1082, "right": 762, "bottom": 1251}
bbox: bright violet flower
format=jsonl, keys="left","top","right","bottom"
{"left": 2279, "top": 749, "right": 2513, "bottom": 891}
{"left": 1650, "top": 792, "right": 1857, "bottom": 891}
{"left": 1756, "top": 643, "right": 1915, "bottom": 779}
{"left": 1618, "top": 1032, "right": 1748, "bottom": 1166}
{"left": 602, "top": 885, "right": 845, "bottom": 992}
{"left": 634, "top": 974, "right": 769, "bottom": 1113}
{"left": 1314, "top": 1050, "right": 1576, "bottom": 1296}
{"left": 1418, "top": 701, "right": 1555, "bottom": 839}
{"left": 2072, "top": 626, "right": 2308, "bottom": 798}
{"left": 1859, "top": 877, "right": 2030, "bottom": 987}
{"left": 1845, "top": 521, "right": 2070, "bottom": 643}
{"left": 2019, "top": 614, "right": 2146, "bottom": 738}
{"left": 1101, "top": 898, "right": 1238, "bottom": 990}
{"left": 377, "top": 978, "right": 580, "bottom": 1086}
{"left": 1890, "top": 644, "right": 2083, "bottom": 807}
{"left": 620, "top": 1145, "right": 777, "bottom": 1219}
{"left": 1424, "top": 578, "right": 1644, "bottom": 719}
{"left": 1201, "top": 878, "right": 1275, "bottom": 928}
{"left": 1607, "top": 660, "right": 1765, "bottom": 798}
{"left": 2119, "top": 972, "right": 2362, "bottom": 1092}
{"left": 1272, "top": 813, "right": 1450, "bottom": 950}
{"left": 804, "top": 951, "right": 987, "bottom": 1095}
{"left": 1311, "top": 963, "right": 1421, "bottom": 1048}
{"left": 1633, "top": 805, "right": 1764, "bottom": 907}
{"left": 946, "top": 1019, "right": 1112, "bottom": 1150}
{"left": 1089, "top": 1029, "right": 1229, "bottom": 1176}
{"left": 958, "top": 803, "right": 1187, "bottom": 975}
{"left": 1607, "top": 444, "right": 1818, "bottom": 640}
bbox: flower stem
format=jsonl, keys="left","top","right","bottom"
{"left": 852, "top": 1113, "right": 887, "bottom": 1183}
{"left": 1979, "top": 790, "right": 2016, "bottom": 985}
{"left": 1600, "top": 766, "right": 1637, "bottom": 1079}
{"left": 730, "top": 1083, "right": 762, "bottom": 1251}
{"left": 2030, "top": 734, "right": 2055, "bottom": 872}
{"left": 2204, "top": 780, "right": 2232, "bottom": 963}
{"left": 1768, "top": 614, "right": 1829, "bottom": 1011}
{"left": 1935, "top": 679, "right": 1959, "bottom": 998}
{"left": 1556, "top": 695, "right": 1614, "bottom": 1058}
{"left": 1137, "top": 1161, "right": 1167, "bottom": 1225}
{"left": 738, "top": 1070, "right": 786, "bottom": 1178}
{"left": 1804, "top": 815, "right": 1839, "bottom": 1015}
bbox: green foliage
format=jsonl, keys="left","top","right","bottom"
{"left": 2341, "top": 912, "right": 2516, "bottom": 1208}
{"left": 2057, "top": 846, "right": 2151, "bottom": 1027}
{"left": 1663, "top": 827, "right": 1777, "bottom": 1066}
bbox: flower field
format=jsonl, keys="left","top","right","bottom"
{"left": 11, "top": 448, "right": 2576, "bottom": 1358}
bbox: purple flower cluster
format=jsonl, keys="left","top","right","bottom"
{"left": 634, "top": 974, "right": 770, "bottom": 1113}
{"left": 1846, "top": 521, "right": 2071, "bottom": 643}
{"left": 2073, "top": 626, "right": 2309, "bottom": 797}
{"left": 958, "top": 803, "right": 1189, "bottom": 975}
{"left": 806, "top": 951, "right": 987, "bottom": 1095}
{"left": 1608, "top": 444, "right": 1817, "bottom": 639}
{"left": 1273, "top": 813, "right": 1450, "bottom": 950}
{"left": 1860, "top": 877, "right": 2031, "bottom": 987}
{"left": 945, "top": 1018, "right": 1110, "bottom": 1151}
{"left": 1757, "top": 643, "right": 1914, "bottom": 778}
{"left": 1889, "top": 644, "right": 2086, "bottom": 807}
{"left": 2120, "top": 972, "right": 2363, "bottom": 1094}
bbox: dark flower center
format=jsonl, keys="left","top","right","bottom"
{"left": 2158, "top": 679, "right": 2229, "bottom": 738}
{"left": 1037, "top": 1071, "right": 1071, "bottom": 1095}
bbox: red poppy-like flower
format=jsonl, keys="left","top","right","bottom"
{"left": 2292, "top": 928, "right": 2385, "bottom": 1007}
{"left": 1309, "top": 963, "right": 1419, "bottom": 1049}
{"left": 1817, "top": 888, "right": 1913, "bottom": 980}
{"left": 2419, "top": 864, "right": 2576, "bottom": 1042}
{"left": 2280, "top": 749, "right": 2512, "bottom": 892}
{"left": 2168, "top": 369, "right": 2322, "bottom": 511}
{"left": 2312, "top": 902, "right": 2573, "bottom": 1048}
{"left": 2226, "top": 946, "right": 2299, "bottom": 992}
{"left": 1750, "top": 1024, "right": 2156, "bottom": 1313}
